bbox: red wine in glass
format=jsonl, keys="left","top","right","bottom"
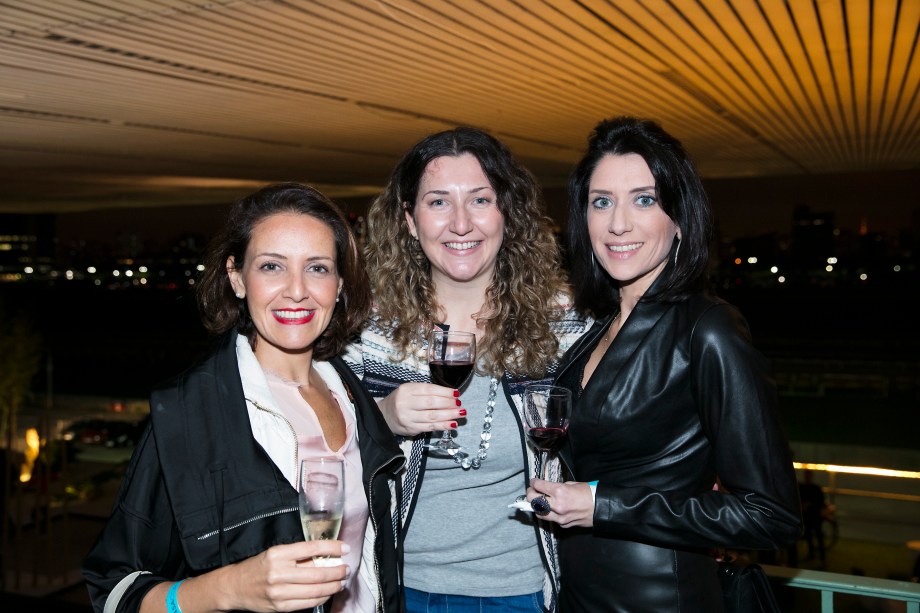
{"left": 426, "top": 329, "right": 476, "bottom": 458}
{"left": 523, "top": 384, "right": 572, "bottom": 481}
{"left": 429, "top": 360, "right": 474, "bottom": 389}
{"left": 525, "top": 426, "right": 568, "bottom": 453}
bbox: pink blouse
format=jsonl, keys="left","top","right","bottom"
{"left": 265, "top": 372, "right": 373, "bottom": 613}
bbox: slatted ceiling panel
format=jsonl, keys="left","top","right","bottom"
{"left": 885, "top": 4, "right": 920, "bottom": 161}
{"left": 786, "top": 2, "right": 844, "bottom": 150}
{"left": 736, "top": 1, "right": 841, "bottom": 160}
{"left": 2, "top": 0, "right": 919, "bottom": 213}
{"left": 819, "top": 0, "right": 858, "bottom": 162}
{"left": 562, "top": 1, "right": 745, "bottom": 139}
{"left": 868, "top": 0, "right": 893, "bottom": 161}
{"left": 877, "top": 6, "right": 906, "bottom": 160}
{"left": 533, "top": 6, "right": 727, "bottom": 128}
{"left": 610, "top": 0, "right": 791, "bottom": 145}
{"left": 676, "top": 1, "right": 823, "bottom": 163}
{"left": 760, "top": 3, "right": 837, "bottom": 145}
{"left": 846, "top": 0, "right": 870, "bottom": 160}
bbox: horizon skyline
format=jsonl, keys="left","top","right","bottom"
{"left": 4, "top": 167, "right": 917, "bottom": 248}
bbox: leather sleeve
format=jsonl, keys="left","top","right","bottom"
{"left": 592, "top": 303, "right": 801, "bottom": 550}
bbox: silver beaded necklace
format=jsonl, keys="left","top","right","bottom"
{"left": 454, "top": 375, "right": 499, "bottom": 470}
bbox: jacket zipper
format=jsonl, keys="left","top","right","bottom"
{"left": 246, "top": 396, "right": 299, "bottom": 483}
{"left": 195, "top": 397, "right": 299, "bottom": 542}
{"left": 368, "top": 455, "right": 404, "bottom": 613}
{"left": 197, "top": 506, "right": 299, "bottom": 541}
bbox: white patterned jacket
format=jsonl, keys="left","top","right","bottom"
{"left": 343, "top": 301, "right": 591, "bottom": 611}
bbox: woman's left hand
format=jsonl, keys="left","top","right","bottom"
{"left": 526, "top": 478, "right": 595, "bottom": 528}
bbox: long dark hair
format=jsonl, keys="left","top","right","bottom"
{"left": 567, "top": 116, "right": 712, "bottom": 317}
{"left": 197, "top": 182, "right": 370, "bottom": 360}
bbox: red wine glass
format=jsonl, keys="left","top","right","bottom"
{"left": 523, "top": 384, "right": 571, "bottom": 481}
{"left": 426, "top": 329, "right": 476, "bottom": 458}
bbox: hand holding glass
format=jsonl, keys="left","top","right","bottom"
{"left": 426, "top": 329, "right": 476, "bottom": 458}
{"left": 523, "top": 384, "right": 571, "bottom": 481}
{"left": 511, "top": 384, "right": 571, "bottom": 515}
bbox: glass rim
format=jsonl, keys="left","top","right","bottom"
{"left": 429, "top": 328, "right": 476, "bottom": 338}
{"left": 524, "top": 383, "right": 572, "bottom": 396}
{"left": 300, "top": 455, "right": 344, "bottom": 466}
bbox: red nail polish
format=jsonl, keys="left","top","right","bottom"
{"left": 453, "top": 390, "right": 460, "bottom": 397}
{"left": 458, "top": 409, "right": 467, "bottom": 416}
{"left": 456, "top": 399, "right": 462, "bottom": 407}
{"left": 449, "top": 422, "right": 458, "bottom": 429}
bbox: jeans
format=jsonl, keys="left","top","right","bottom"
{"left": 405, "top": 587, "right": 543, "bottom": 613}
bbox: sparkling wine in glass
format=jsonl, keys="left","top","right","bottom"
{"left": 298, "top": 456, "right": 345, "bottom": 587}
{"left": 426, "top": 329, "right": 476, "bottom": 458}
{"left": 523, "top": 384, "right": 572, "bottom": 482}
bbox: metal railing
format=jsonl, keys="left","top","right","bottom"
{"left": 763, "top": 564, "right": 920, "bottom": 612}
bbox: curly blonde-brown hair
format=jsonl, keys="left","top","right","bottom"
{"left": 365, "top": 127, "right": 569, "bottom": 378}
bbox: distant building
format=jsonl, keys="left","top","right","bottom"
{"left": 0, "top": 214, "right": 56, "bottom": 279}
{"left": 791, "top": 204, "right": 835, "bottom": 271}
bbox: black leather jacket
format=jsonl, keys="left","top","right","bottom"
{"left": 555, "top": 293, "right": 801, "bottom": 612}
{"left": 82, "top": 333, "right": 406, "bottom": 613}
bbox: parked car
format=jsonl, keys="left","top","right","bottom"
{"left": 62, "top": 418, "right": 147, "bottom": 448}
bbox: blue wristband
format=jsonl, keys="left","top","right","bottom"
{"left": 166, "top": 579, "right": 185, "bottom": 613}
{"left": 587, "top": 480, "right": 599, "bottom": 503}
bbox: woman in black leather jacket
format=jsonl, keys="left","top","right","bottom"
{"left": 526, "top": 117, "right": 801, "bottom": 612}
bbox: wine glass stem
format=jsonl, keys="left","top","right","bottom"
{"left": 439, "top": 429, "right": 453, "bottom": 446}
{"left": 539, "top": 451, "right": 548, "bottom": 481}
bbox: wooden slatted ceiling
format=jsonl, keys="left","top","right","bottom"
{"left": 0, "top": 0, "right": 918, "bottom": 214}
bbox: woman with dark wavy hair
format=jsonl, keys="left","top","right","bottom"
{"left": 526, "top": 117, "right": 801, "bottom": 611}
{"left": 83, "top": 183, "right": 405, "bottom": 613}
{"left": 345, "top": 127, "right": 590, "bottom": 612}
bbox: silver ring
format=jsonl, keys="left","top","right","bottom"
{"left": 531, "top": 495, "right": 551, "bottom": 516}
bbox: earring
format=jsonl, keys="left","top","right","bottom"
{"left": 236, "top": 292, "right": 243, "bottom": 299}
{"left": 335, "top": 296, "right": 340, "bottom": 303}
{"left": 673, "top": 237, "right": 681, "bottom": 264}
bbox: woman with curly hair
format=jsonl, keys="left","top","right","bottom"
{"left": 345, "top": 127, "right": 590, "bottom": 612}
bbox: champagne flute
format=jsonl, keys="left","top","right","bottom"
{"left": 426, "top": 329, "right": 476, "bottom": 458}
{"left": 298, "top": 456, "right": 345, "bottom": 613}
{"left": 522, "top": 384, "right": 571, "bottom": 515}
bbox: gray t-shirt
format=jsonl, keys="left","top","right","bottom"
{"left": 403, "top": 372, "right": 543, "bottom": 596}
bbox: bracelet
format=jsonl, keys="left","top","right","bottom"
{"left": 587, "top": 480, "right": 599, "bottom": 503}
{"left": 166, "top": 579, "right": 185, "bottom": 613}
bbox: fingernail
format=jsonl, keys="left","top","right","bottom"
{"left": 458, "top": 409, "right": 467, "bottom": 416}
{"left": 453, "top": 390, "right": 460, "bottom": 397}
{"left": 455, "top": 399, "right": 462, "bottom": 407}
{"left": 341, "top": 543, "right": 351, "bottom": 554}
{"left": 450, "top": 422, "right": 457, "bottom": 428}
